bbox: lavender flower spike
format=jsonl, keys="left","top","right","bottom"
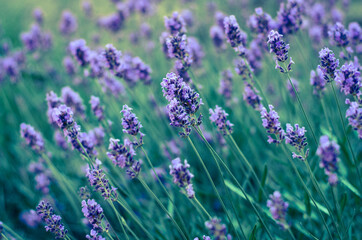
{"left": 164, "top": 12, "right": 187, "bottom": 35}
{"left": 328, "top": 22, "right": 349, "bottom": 47}
{"left": 318, "top": 47, "right": 339, "bottom": 82}
{"left": 205, "top": 217, "right": 232, "bottom": 240}
{"left": 267, "top": 30, "right": 293, "bottom": 73}
{"left": 335, "top": 62, "right": 361, "bottom": 97}
{"left": 317, "top": 135, "right": 340, "bottom": 185}
{"left": 345, "top": 99, "right": 362, "bottom": 139}
{"left": 169, "top": 157, "right": 195, "bottom": 198}
{"left": 260, "top": 105, "right": 285, "bottom": 144}
{"left": 223, "top": 15, "right": 247, "bottom": 55}
{"left": 36, "top": 201, "right": 68, "bottom": 239}
{"left": 20, "top": 123, "right": 45, "bottom": 153}
{"left": 82, "top": 199, "right": 105, "bottom": 229}
{"left": 121, "top": 105, "right": 142, "bottom": 136}
{"left": 310, "top": 68, "right": 326, "bottom": 96}
{"left": 90, "top": 96, "right": 104, "bottom": 121}
{"left": 102, "top": 44, "right": 122, "bottom": 71}
{"left": 209, "top": 106, "right": 234, "bottom": 135}
{"left": 285, "top": 123, "right": 309, "bottom": 160}
{"left": 267, "top": 191, "right": 289, "bottom": 229}
{"left": 69, "top": 39, "right": 90, "bottom": 67}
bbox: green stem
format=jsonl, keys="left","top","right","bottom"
{"left": 137, "top": 177, "right": 188, "bottom": 240}
{"left": 320, "top": 98, "right": 333, "bottom": 132}
{"left": 2, "top": 223, "right": 25, "bottom": 240}
{"left": 108, "top": 200, "right": 131, "bottom": 240}
{"left": 194, "top": 197, "right": 212, "bottom": 220}
{"left": 329, "top": 83, "right": 361, "bottom": 189}
{"left": 140, "top": 147, "right": 190, "bottom": 239}
{"left": 287, "top": 227, "right": 296, "bottom": 240}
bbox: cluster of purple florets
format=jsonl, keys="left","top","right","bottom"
{"left": 205, "top": 217, "right": 232, "bottom": 240}
{"left": 260, "top": 105, "right": 285, "bottom": 144}
{"left": 20, "top": 123, "right": 45, "bottom": 153}
{"left": 223, "top": 15, "right": 247, "bottom": 56}
{"left": 248, "top": 7, "right": 274, "bottom": 36}
{"left": 317, "top": 135, "right": 340, "bottom": 185}
{"left": 28, "top": 159, "right": 52, "bottom": 194}
{"left": 209, "top": 106, "right": 234, "bottom": 135}
{"left": 310, "top": 68, "right": 326, "bottom": 96}
{"left": 90, "top": 96, "right": 105, "bottom": 121}
{"left": 335, "top": 62, "right": 361, "bottom": 97}
{"left": 318, "top": 47, "right": 339, "bottom": 82}
{"left": 267, "top": 30, "right": 294, "bottom": 73}
{"left": 267, "top": 191, "right": 289, "bottom": 229}
{"left": 276, "top": 0, "right": 303, "bottom": 35}
{"left": 345, "top": 99, "right": 362, "bottom": 139}
{"left": 169, "top": 157, "right": 195, "bottom": 198}
{"left": 285, "top": 123, "right": 309, "bottom": 160}
{"left": 82, "top": 199, "right": 105, "bottom": 230}
{"left": 36, "top": 201, "right": 68, "bottom": 239}
{"left": 243, "top": 82, "right": 263, "bottom": 110}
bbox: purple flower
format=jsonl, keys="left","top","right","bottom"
{"left": 116, "top": 54, "right": 152, "bottom": 86}
{"left": 102, "top": 44, "right": 122, "bottom": 71}
{"left": 86, "top": 163, "right": 118, "bottom": 200}
{"left": 209, "top": 106, "right": 234, "bottom": 135}
{"left": 98, "top": 12, "right": 125, "bottom": 33}
{"left": 215, "top": 11, "right": 226, "bottom": 29}
{"left": 164, "top": 12, "right": 186, "bottom": 35}
{"left": 345, "top": 99, "right": 362, "bottom": 139}
{"left": 286, "top": 78, "right": 299, "bottom": 99}
{"left": 87, "top": 51, "right": 104, "bottom": 78}
{"left": 61, "top": 86, "right": 85, "bottom": 117}
{"left": 82, "top": 199, "right": 104, "bottom": 229}
{"left": 88, "top": 127, "right": 105, "bottom": 147}
{"left": 100, "top": 75, "right": 125, "bottom": 98}
{"left": 69, "top": 39, "right": 90, "bottom": 67}
{"left": 194, "top": 236, "right": 211, "bottom": 240}
{"left": 260, "top": 105, "right": 285, "bottom": 144}
{"left": 285, "top": 123, "right": 308, "bottom": 160}
{"left": 205, "top": 217, "right": 231, "bottom": 240}
{"left": 20, "top": 123, "right": 45, "bottom": 153}
{"left": 309, "top": 3, "right": 325, "bottom": 25}
{"left": 36, "top": 201, "right": 68, "bottom": 239}
{"left": 335, "top": 62, "right": 361, "bottom": 97}
{"left": 86, "top": 229, "right": 106, "bottom": 240}
{"left": 277, "top": 0, "right": 303, "bottom": 35}
{"left": 63, "top": 56, "right": 76, "bottom": 76}
{"left": 267, "top": 30, "right": 293, "bottom": 73}
{"left": 166, "top": 33, "right": 190, "bottom": 60}
{"left": 52, "top": 105, "right": 76, "bottom": 134}
{"left": 46, "top": 91, "right": 63, "bottom": 124}
{"left": 328, "top": 22, "right": 349, "bottom": 47}
{"left": 234, "top": 58, "right": 252, "bottom": 80}
{"left": 248, "top": 7, "right": 274, "bottom": 35}
{"left": 188, "top": 37, "right": 204, "bottom": 67}
{"left": 82, "top": 1, "right": 92, "bottom": 17}
{"left": 317, "top": 135, "right": 340, "bottom": 185}
{"left": 243, "top": 82, "right": 262, "bottom": 110}
{"left": 90, "top": 96, "right": 104, "bottom": 121}
{"left": 223, "top": 15, "right": 247, "bottom": 55}
{"left": 219, "top": 70, "right": 233, "bottom": 100}
{"left": 348, "top": 22, "right": 362, "bottom": 46}
{"left": 121, "top": 105, "right": 143, "bottom": 136}
{"left": 74, "top": 132, "right": 97, "bottom": 157}
{"left": 181, "top": 9, "right": 193, "bottom": 27}
{"left": 59, "top": 10, "right": 77, "bottom": 35}
{"left": 310, "top": 68, "right": 326, "bottom": 96}
{"left": 20, "top": 209, "right": 42, "bottom": 228}
{"left": 54, "top": 130, "right": 68, "bottom": 149}
{"left": 210, "top": 25, "right": 226, "bottom": 50}
{"left": 169, "top": 158, "right": 194, "bottom": 198}
{"left": 267, "top": 191, "right": 289, "bottom": 229}
{"left": 2, "top": 56, "right": 19, "bottom": 80}
{"left": 33, "top": 8, "right": 43, "bottom": 25}
{"left": 318, "top": 47, "right": 339, "bottom": 82}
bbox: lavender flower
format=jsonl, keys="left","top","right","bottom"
{"left": 248, "top": 7, "right": 273, "bottom": 35}
{"left": 100, "top": 75, "right": 125, "bottom": 98}
{"left": 164, "top": 12, "right": 186, "bottom": 35}
{"left": 310, "top": 68, "right": 326, "bottom": 96}
{"left": 86, "top": 163, "right": 118, "bottom": 200}
{"left": 243, "top": 82, "right": 262, "bottom": 110}
{"left": 188, "top": 37, "right": 204, "bottom": 67}
{"left": 46, "top": 91, "right": 63, "bottom": 124}
{"left": 310, "top": 3, "right": 325, "bottom": 25}
{"left": 69, "top": 39, "right": 90, "bottom": 67}
{"left": 219, "top": 70, "right": 233, "bottom": 100}
{"left": 223, "top": 15, "right": 247, "bottom": 55}
{"left": 75, "top": 132, "right": 97, "bottom": 157}
{"left": 317, "top": 136, "right": 340, "bottom": 185}
{"left": 328, "top": 22, "right": 349, "bottom": 47}
{"left": 33, "top": 8, "right": 43, "bottom": 25}
{"left": 169, "top": 158, "right": 195, "bottom": 198}
{"left": 107, "top": 138, "right": 140, "bottom": 178}
{"left": 209, "top": 106, "right": 234, "bottom": 135}
{"left": 20, "top": 209, "right": 42, "bottom": 228}
{"left": 98, "top": 13, "right": 125, "bottom": 33}
{"left": 121, "top": 105, "right": 143, "bottom": 137}
{"left": 89, "top": 127, "right": 105, "bottom": 147}
{"left": 318, "top": 47, "right": 339, "bottom": 82}
{"left": 234, "top": 58, "right": 252, "bottom": 80}
{"left": 286, "top": 78, "right": 299, "bottom": 99}
{"left": 20, "top": 123, "right": 45, "bottom": 153}
{"left": 63, "top": 56, "right": 76, "bottom": 76}
{"left": 285, "top": 123, "right": 309, "bottom": 160}
{"left": 205, "top": 217, "right": 231, "bottom": 240}
{"left": 59, "top": 10, "right": 77, "bottom": 35}
{"left": 345, "top": 99, "right": 362, "bottom": 139}
{"left": 210, "top": 25, "right": 226, "bottom": 50}
{"left": 87, "top": 52, "right": 104, "bottom": 78}
{"left": 54, "top": 130, "right": 68, "bottom": 149}
{"left": 116, "top": 54, "right": 152, "bottom": 86}
{"left": 277, "top": 0, "right": 303, "bottom": 35}
{"left": 194, "top": 236, "right": 211, "bottom": 240}
{"left": 348, "top": 22, "right": 362, "bottom": 46}
{"left": 61, "top": 86, "right": 85, "bottom": 117}
{"left": 79, "top": 186, "right": 91, "bottom": 200}
{"left": 86, "top": 229, "right": 106, "bottom": 240}
{"left": 102, "top": 44, "right": 122, "bottom": 71}
{"left": 335, "top": 62, "right": 361, "bottom": 97}
{"left": 29, "top": 159, "right": 52, "bottom": 194}
{"left": 52, "top": 105, "right": 80, "bottom": 140}
{"left": 82, "top": 199, "right": 104, "bottom": 229}
{"left": 90, "top": 96, "right": 104, "bottom": 121}
{"left": 36, "top": 201, "right": 68, "bottom": 239}
{"left": 267, "top": 30, "right": 293, "bottom": 73}
{"left": 82, "top": 1, "right": 92, "bottom": 17}
{"left": 260, "top": 105, "right": 285, "bottom": 144}
{"left": 2, "top": 57, "right": 19, "bottom": 80}
{"left": 267, "top": 191, "right": 289, "bottom": 229}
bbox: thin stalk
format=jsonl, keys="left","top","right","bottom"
{"left": 140, "top": 147, "right": 190, "bottom": 239}
{"left": 1, "top": 234, "right": 9, "bottom": 240}
{"left": 186, "top": 137, "right": 242, "bottom": 240}
{"left": 108, "top": 200, "right": 131, "bottom": 240}
{"left": 320, "top": 98, "right": 333, "bottom": 132}
{"left": 331, "top": 186, "right": 344, "bottom": 230}
{"left": 194, "top": 197, "right": 212, "bottom": 220}
{"left": 329, "top": 83, "right": 361, "bottom": 189}
{"left": 137, "top": 177, "right": 188, "bottom": 240}
{"left": 287, "top": 228, "right": 297, "bottom": 240}
{"left": 280, "top": 145, "right": 334, "bottom": 239}
{"left": 2, "top": 223, "right": 25, "bottom": 240}
{"left": 76, "top": 139, "right": 94, "bottom": 168}
{"left": 195, "top": 128, "right": 274, "bottom": 240}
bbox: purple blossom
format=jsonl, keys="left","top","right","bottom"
{"left": 59, "top": 10, "right": 77, "bottom": 35}
{"left": 348, "top": 22, "right": 362, "bottom": 46}
{"left": 309, "top": 3, "right": 325, "bottom": 25}
{"left": 33, "top": 8, "right": 43, "bottom": 25}
{"left": 61, "top": 86, "right": 85, "bottom": 117}
{"left": 164, "top": 12, "right": 186, "bottom": 35}
{"left": 267, "top": 191, "right": 289, "bottom": 229}
{"left": 210, "top": 25, "right": 226, "bottom": 50}
{"left": 140, "top": 23, "right": 152, "bottom": 39}
{"left": 21, "top": 25, "right": 41, "bottom": 52}
{"left": 188, "top": 37, "right": 204, "bottom": 67}
{"left": 286, "top": 78, "right": 299, "bottom": 99}
{"left": 74, "top": 132, "right": 97, "bottom": 157}
{"left": 345, "top": 99, "right": 362, "bottom": 139}
{"left": 169, "top": 158, "right": 194, "bottom": 198}
{"left": 102, "top": 44, "right": 122, "bottom": 71}
{"left": 52, "top": 104, "right": 77, "bottom": 136}
{"left": 29, "top": 159, "right": 52, "bottom": 194}
{"left": 2, "top": 56, "right": 19, "bottom": 80}
{"left": 328, "top": 22, "right": 349, "bottom": 47}
{"left": 317, "top": 136, "right": 340, "bottom": 185}
{"left": 121, "top": 105, "right": 143, "bottom": 137}
{"left": 86, "top": 229, "right": 106, "bottom": 240}
{"left": 318, "top": 47, "right": 339, "bottom": 82}
{"left": 63, "top": 56, "right": 76, "bottom": 76}
{"left": 86, "top": 163, "right": 118, "bottom": 200}
{"left": 209, "top": 106, "right": 234, "bottom": 135}
{"left": 36, "top": 201, "right": 68, "bottom": 239}
{"left": 116, "top": 54, "right": 152, "bottom": 86}
{"left": 285, "top": 123, "right": 309, "bottom": 160}
{"left": 223, "top": 15, "right": 247, "bottom": 55}
{"left": 82, "top": 199, "right": 104, "bottom": 229}
{"left": 194, "top": 236, "right": 211, "bottom": 240}
{"left": 54, "top": 130, "right": 68, "bottom": 149}
{"left": 20, "top": 210, "right": 42, "bottom": 228}
{"left": 69, "top": 39, "right": 90, "bottom": 67}
{"left": 219, "top": 70, "right": 233, "bottom": 100}
{"left": 46, "top": 91, "right": 63, "bottom": 124}
{"left": 88, "top": 127, "right": 105, "bottom": 147}
{"left": 90, "top": 96, "right": 104, "bottom": 121}
{"left": 181, "top": 10, "right": 193, "bottom": 27}
{"left": 260, "top": 105, "right": 285, "bottom": 144}
{"left": 100, "top": 75, "right": 125, "bottom": 98}
{"left": 86, "top": 51, "right": 104, "bottom": 78}
{"left": 82, "top": 1, "right": 92, "bottom": 17}
{"left": 234, "top": 58, "right": 252, "bottom": 80}
{"left": 205, "top": 217, "right": 231, "bottom": 240}
{"left": 267, "top": 30, "right": 293, "bottom": 73}
{"left": 98, "top": 12, "right": 125, "bottom": 33}
{"left": 277, "top": 0, "right": 303, "bottom": 35}
{"left": 20, "top": 123, "right": 45, "bottom": 153}
{"left": 243, "top": 82, "right": 262, "bottom": 110}
{"left": 215, "top": 11, "right": 226, "bottom": 29}
{"left": 335, "top": 62, "right": 361, "bottom": 97}
{"left": 248, "top": 7, "right": 274, "bottom": 35}
{"left": 310, "top": 68, "right": 326, "bottom": 96}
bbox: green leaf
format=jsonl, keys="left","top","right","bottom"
{"left": 248, "top": 222, "right": 259, "bottom": 240}
{"left": 340, "top": 178, "right": 361, "bottom": 198}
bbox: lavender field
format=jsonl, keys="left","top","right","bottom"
{"left": 0, "top": 0, "right": 361, "bottom": 239}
